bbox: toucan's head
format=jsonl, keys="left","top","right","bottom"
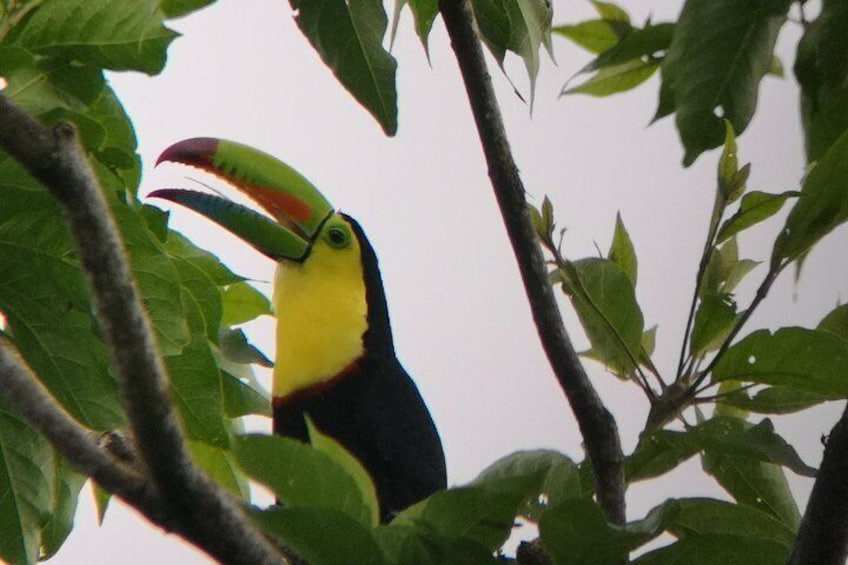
{"left": 151, "top": 138, "right": 390, "bottom": 397}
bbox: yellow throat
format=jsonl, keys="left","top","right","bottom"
{"left": 272, "top": 216, "right": 368, "bottom": 398}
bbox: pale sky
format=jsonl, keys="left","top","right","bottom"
{"left": 52, "top": 0, "right": 846, "bottom": 562}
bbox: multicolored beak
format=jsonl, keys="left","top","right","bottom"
{"left": 149, "top": 137, "right": 334, "bottom": 261}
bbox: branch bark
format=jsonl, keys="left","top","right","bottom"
{"left": 437, "top": 0, "right": 626, "bottom": 525}
{"left": 0, "top": 93, "right": 286, "bottom": 565}
{"left": 789, "top": 401, "right": 848, "bottom": 564}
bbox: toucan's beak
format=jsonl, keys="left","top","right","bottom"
{"left": 149, "top": 137, "right": 334, "bottom": 261}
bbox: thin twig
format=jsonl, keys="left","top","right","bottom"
{"left": 438, "top": 0, "right": 625, "bottom": 525}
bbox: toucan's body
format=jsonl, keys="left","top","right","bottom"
{"left": 151, "top": 138, "right": 446, "bottom": 521}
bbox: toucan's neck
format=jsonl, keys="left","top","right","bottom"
{"left": 271, "top": 214, "right": 395, "bottom": 399}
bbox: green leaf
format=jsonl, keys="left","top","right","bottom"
{"left": 590, "top": 0, "right": 629, "bottom": 22}
{"left": 701, "top": 238, "right": 758, "bottom": 298}
{"left": 472, "top": 449, "right": 582, "bottom": 522}
{"left": 220, "top": 281, "right": 272, "bottom": 327}
{"left": 11, "top": 0, "right": 178, "bottom": 74}
{"left": 256, "top": 506, "right": 386, "bottom": 565}
{"left": 691, "top": 416, "right": 815, "bottom": 478}
{"left": 392, "top": 0, "right": 438, "bottom": 53}
{"left": 472, "top": 0, "right": 554, "bottom": 106}
{"left": 794, "top": 0, "right": 848, "bottom": 162}
{"left": 690, "top": 292, "right": 738, "bottom": 357}
{"left": 234, "top": 434, "right": 375, "bottom": 528}
{"left": 667, "top": 498, "right": 795, "bottom": 546}
{"left": 0, "top": 396, "right": 55, "bottom": 565}
{"left": 373, "top": 523, "right": 499, "bottom": 565}
{"left": 40, "top": 456, "right": 86, "bottom": 559}
{"left": 719, "top": 386, "right": 827, "bottom": 415}
{"left": 659, "top": 0, "right": 792, "bottom": 165}
{"left": 308, "top": 419, "right": 380, "bottom": 528}
{"left": 540, "top": 497, "right": 658, "bottom": 565}
{"left": 772, "top": 127, "right": 848, "bottom": 267}
{"left": 159, "top": 0, "right": 216, "bottom": 18}
{"left": 555, "top": 258, "right": 644, "bottom": 376}
{"left": 393, "top": 485, "right": 525, "bottom": 553}
{"left": 218, "top": 328, "right": 272, "bottom": 367}
{"left": 634, "top": 534, "right": 788, "bottom": 564}
{"left": 818, "top": 303, "right": 848, "bottom": 340}
{"left": 608, "top": 212, "right": 637, "bottom": 285}
{"left": 0, "top": 163, "right": 124, "bottom": 430}
{"left": 563, "top": 58, "right": 659, "bottom": 97}
{"left": 553, "top": 20, "right": 620, "bottom": 53}
{"left": 713, "top": 327, "right": 848, "bottom": 397}
{"left": 220, "top": 370, "right": 271, "bottom": 418}
{"left": 626, "top": 428, "right": 701, "bottom": 482}
{"left": 188, "top": 441, "right": 248, "bottom": 498}
{"left": 716, "top": 190, "right": 799, "bottom": 244}
{"left": 290, "top": 0, "right": 398, "bottom": 135}
{"left": 582, "top": 22, "right": 674, "bottom": 73}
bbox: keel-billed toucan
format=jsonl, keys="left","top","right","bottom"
{"left": 149, "top": 138, "right": 446, "bottom": 522}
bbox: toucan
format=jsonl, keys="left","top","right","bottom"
{"left": 150, "top": 137, "right": 447, "bottom": 522}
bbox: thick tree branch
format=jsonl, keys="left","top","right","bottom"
{"left": 789, "top": 402, "right": 848, "bottom": 564}
{"left": 437, "top": 0, "right": 626, "bottom": 524}
{"left": 0, "top": 93, "right": 286, "bottom": 565}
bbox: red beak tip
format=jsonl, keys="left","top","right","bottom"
{"left": 156, "top": 137, "right": 219, "bottom": 168}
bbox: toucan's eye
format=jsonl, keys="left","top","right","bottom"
{"left": 325, "top": 224, "right": 350, "bottom": 248}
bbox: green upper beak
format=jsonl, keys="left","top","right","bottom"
{"left": 149, "top": 137, "right": 334, "bottom": 261}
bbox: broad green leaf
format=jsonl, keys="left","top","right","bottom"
{"left": 40, "top": 457, "right": 86, "bottom": 560}
{"left": 667, "top": 498, "right": 794, "bottom": 546}
{"left": 234, "top": 434, "right": 375, "bottom": 528}
{"left": 0, "top": 162, "right": 124, "bottom": 429}
{"left": 472, "top": 0, "right": 553, "bottom": 106}
{"left": 10, "top": 0, "right": 178, "bottom": 74}
{"left": 626, "top": 428, "right": 701, "bottom": 482}
{"left": 392, "top": 0, "right": 438, "bottom": 53}
{"left": 563, "top": 58, "right": 659, "bottom": 97}
{"left": 308, "top": 419, "right": 380, "bottom": 528}
{"left": 393, "top": 485, "right": 525, "bottom": 553}
{"left": 719, "top": 386, "right": 827, "bottom": 415}
{"left": 772, "top": 127, "right": 848, "bottom": 267}
{"left": 218, "top": 328, "right": 272, "bottom": 367}
{"left": 712, "top": 327, "right": 848, "bottom": 397}
{"left": 553, "top": 20, "right": 620, "bottom": 53}
{"left": 187, "top": 441, "right": 248, "bottom": 498}
{"left": 608, "top": 212, "right": 637, "bottom": 285}
{"left": 539, "top": 497, "right": 659, "bottom": 565}
{"left": 582, "top": 22, "right": 674, "bottom": 73}
{"left": 794, "top": 0, "right": 848, "bottom": 162}
{"left": 220, "top": 370, "right": 271, "bottom": 418}
{"left": 701, "top": 238, "right": 758, "bottom": 298}
{"left": 692, "top": 416, "right": 815, "bottom": 478}
{"left": 634, "top": 534, "right": 789, "bottom": 564}
{"left": 162, "top": 287, "right": 229, "bottom": 447}
{"left": 590, "top": 0, "right": 629, "bottom": 23}
{"left": 290, "top": 0, "right": 398, "bottom": 135}
{"left": 659, "top": 0, "right": 792, "bottom": 165}
{"left": 716, "top": 190, "right": 799, "bottom": 244}
{"left": 159, "top": 0, "right": 216, "bottom": 19}
{"left": 373, "top": 523, "right": 498, "bottom": 565}
{"left": 256, "top": 506, "right": 385, "bottom": 565}
{"left": 690, "top": 292, "right": 738, "bottom": 358}
{"left": 818, "top": 303, "right": 848, "bottom": 340}
{"left": 220, "top": 281, "right": 271, "bottom": 327}
{"left": 472, "top": 449, "right": 582, "bottom": 522}
{"left": 0, "top": 396, "right": 55, "bottom": 565}
{"left": 555, "top": 258, "right": 644, "bottom": 376}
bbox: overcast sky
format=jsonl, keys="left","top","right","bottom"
{"left": 53, "top": 0, "right": 846, "bottom": 562}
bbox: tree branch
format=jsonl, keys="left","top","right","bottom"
{"left": 437, "top": 0, "right": 626, "bottom": 524}
{"left": 789, "top": 401, "right": 848, "bottom": 565}
{"left": 0, "top": 93, "right": 286, "bottom": 565}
